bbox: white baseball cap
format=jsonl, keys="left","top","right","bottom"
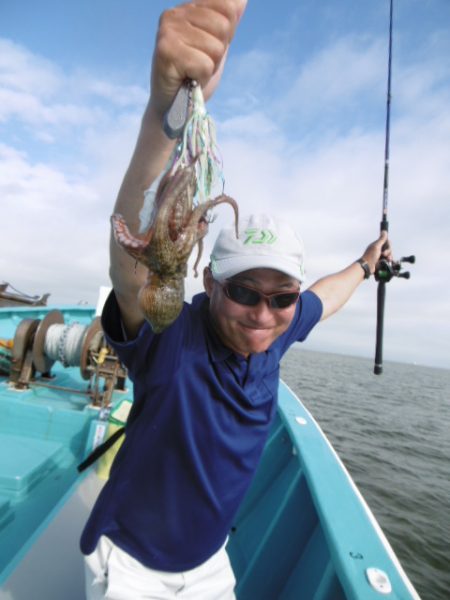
{"left": 210, "top": 214, "right": 305, "bottom": 283}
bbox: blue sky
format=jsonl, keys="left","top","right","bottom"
{"left": 1, "top": 0, "right": 449, "bottom": 369}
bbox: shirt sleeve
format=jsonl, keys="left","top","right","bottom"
{"left": 100, "top": 290, "right": 155, "bottom": 381}
{"left": 101, "top": 290, "right": 192, "bottom": 383}
{"left": 280, "top": 290, "right": 323, "bottom": 352}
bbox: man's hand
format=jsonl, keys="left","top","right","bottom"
{"left": 360, "top": 230, "right": 393, "bottom": 276}
{"left": 150, "top": 0, "right": 247, "bottom": 121}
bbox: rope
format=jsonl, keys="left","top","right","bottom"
{"left": 44, "top": 323, "right": 87, "bottom": 367}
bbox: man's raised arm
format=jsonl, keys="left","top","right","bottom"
{"left": 309, "top": 231, "right": 392, "bottom": 321}
{"left": 109, "top": 0, "right": 247, "bottom": 338}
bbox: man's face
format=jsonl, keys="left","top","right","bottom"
{"left": 204, "top": 267, "right": 300, "bottom": 357}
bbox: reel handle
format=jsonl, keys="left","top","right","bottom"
{"left": 400, "top": 255, "right": 415, "bottom": 264}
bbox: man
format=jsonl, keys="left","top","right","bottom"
{"left": 80, "top": 1, "right": 392, "bottom": 598}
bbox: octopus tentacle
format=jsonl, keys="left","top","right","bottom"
{"left": 192, "top": 237, "right": 204, "bottom": 277}
{"left": 186, "top": 194, "right": 239, "bottom": 247}
{"left": 210, "top": 194, "right": 240, "bottom": 239}
{"left": 175, "top": 194, "right": 239, "bottom": 270}
{"left": 153, "top": 165, "right": 197, "bottom": 243}
{"left": 111, "top": 213, "right": 152, "bottom": 263}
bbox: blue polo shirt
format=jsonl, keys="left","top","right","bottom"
{"left": 80, "top": 290, "right": 322, "bottom": 571}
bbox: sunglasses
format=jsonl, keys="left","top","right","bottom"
{"left": 221, "top": 280, "right": 300, "bottom": 309}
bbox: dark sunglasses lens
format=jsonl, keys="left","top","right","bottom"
{"left": 225, "top": 283, "right": 260, "bottom": 306}
{"left": 270, "top": 292, "right": 299, "bottom": 309}
{"left": 225, "top": 282, "right": 299, "bottom": 309}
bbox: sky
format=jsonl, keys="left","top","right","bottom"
{"left": 1, "top": 0, "right": 449, "bottom": 369}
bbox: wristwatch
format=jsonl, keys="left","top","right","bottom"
{"left": 356, "top": 258, "right": 371, "bottom": 279}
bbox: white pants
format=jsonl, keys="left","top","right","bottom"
{"left": 84, "top": 536, "right": 236, "bottom": 599}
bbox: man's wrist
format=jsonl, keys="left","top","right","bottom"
{"left": 356, "top": 258, "right": 371, "bottom": 279}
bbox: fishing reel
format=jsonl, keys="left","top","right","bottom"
{"left": 375, "top": 255, "right": 415, "bottom": 283}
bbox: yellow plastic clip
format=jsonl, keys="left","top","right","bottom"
{"left": 94, "top": 347, "right": 109, "bottom": 365}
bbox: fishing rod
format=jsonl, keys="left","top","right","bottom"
{"left": 373, "top": 0, "right": 415, "bottom": 375}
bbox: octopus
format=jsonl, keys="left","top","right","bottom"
{"left": 111, "top": 161, "right": 238, "bottom": 333}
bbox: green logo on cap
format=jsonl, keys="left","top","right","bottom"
{"left": 243, "top": 229, "right": 277, "bottom": 245}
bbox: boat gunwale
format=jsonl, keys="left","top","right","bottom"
{"left": 277, "top": 379, "right": 420, "bottom": 599}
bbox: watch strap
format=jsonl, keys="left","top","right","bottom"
{"left": 356, "top": 258, "right": 371, "bottom": 279}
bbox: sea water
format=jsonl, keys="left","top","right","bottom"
{"left": 280, "top": 348, "right": 450, "bottom": 600}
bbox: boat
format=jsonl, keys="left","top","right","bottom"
{"left": 0, "top": 283, "right": 50, "bottom": 308}
{"left": 0, "top": 303, "right": 420, "bottom": 599}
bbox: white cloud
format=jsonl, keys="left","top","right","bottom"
{"left": 283, "top": 35, "right": 386, "bottom": 113}
{"left": 82, "top": 78, "right": 149, "bottom": 107}
{"left": 0, "top": 38, "right": 62, "bottom": 96}
{"left": 0, "top": 142, "right": 110, "bottom": 303}
{"left": 0, "top": 37, "right": 147, "bottom": 134}
{"left": 0, "top": 87, "right": 105, "bottom": 128}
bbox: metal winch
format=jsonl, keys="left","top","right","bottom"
{"left": 6, "top": 310, "right": 127, "bottom": 407}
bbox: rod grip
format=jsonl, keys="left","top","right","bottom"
{"left": 374, "top": 281, "right": 386, "bottom": 375}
